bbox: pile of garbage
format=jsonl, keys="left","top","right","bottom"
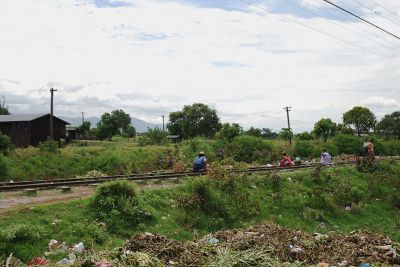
{"left": 123, "top": 232, "right": 210, "bottom": 266}
{"left": 122, "top": 223, "right": 398, "bottom": 266}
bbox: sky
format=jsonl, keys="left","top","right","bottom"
{"left": 0, "top": 0, "right": 400, "bottom": 132}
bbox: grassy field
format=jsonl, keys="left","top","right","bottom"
{"left": 1, "top": 159, "right": 399, "bottom": 263}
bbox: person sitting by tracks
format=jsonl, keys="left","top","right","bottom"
{"left": 362, "top": 138, "right": 370, "bottom": 157}
{"left": 192, "top": 151, "right": 207, "bottom": 172}
{"left": 320, "top": 150, "right": 334, "bottom": 166}
{"left": 280, "top": 152, "right": 294, "bottom": 167}
{"left": 367, "top": 138, "right": 375, "bottom": 164}
{"left": 294, "top": 155, "right": 302, "bottom": 166}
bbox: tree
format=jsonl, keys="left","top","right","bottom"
{"left": 337, "top": 123, "right": 354, "bottom": 135}
{"left": 376, "top": 114, "right": 394, "bottom": 140}
{"left": 391, "top": 111, "right": 400, "bottom": 139}
{"left": 217, "top": 123, "right": 242, "bottom": 141}
{"left": 77, "top": 121, "right": 91, "bottom": 139}
{"left": 139, "top": 128, "right": 168, "bottom": 146}
{"left": 343, "top": 106, "right": 376, "bottom": 136}
{"left": 296, "top": 131, "right": 314, "bottom": 141}
{"left": 313, "top": 118, "right": 337, "bottom": 142}
{"left": 167, "top": 103, "right": 221, "bottom": 138}
{"left": 245, "top": 127, "right": 262, "bottom": 138}
{"left": 0, "top": 96, "right": 9, "bottom": 115}
{"left": 261, "top": 128, "right": 278, "bottom": 139}
{"left": 97, "top": 109, "right": 132, "bottom": 140}
{"left": 122, "top": 125, "right": 136, "bottom": 138}
{"left": 279, "top": 128, "right": 293, "bottom": 141}
{"left": 376, "top": 111, "right": 400, "bottom": 139}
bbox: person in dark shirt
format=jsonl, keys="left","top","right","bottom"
{"left": 192, "top": 151, "right": 207, "bottom": 172}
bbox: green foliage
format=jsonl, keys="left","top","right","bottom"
{"left": 261, "top": 128, "right": 278, "bottom": 139}
{"left": 279, "top": 128, "right": 293, "bottom": 141}
{"left": 0, "top": 132, "right": 11, "bottom": 155}
{"left": 139, "top": 128, "right": 168, "bottom": 146}
{"left": 376, "top": 111, "right": 400, "bottom": 140}
{"left": 89, "top": 180, "right": 153, "bottom": 232}
{"left": 176, "top": 175, "right": 260, "bottom": 230}
{"left": 97, "top": 109, "right": 132, "bottom": 140}
{"left": 122, "top": 125, "right": 136, "bottom": 138}
{"left": 0, "top": 154, "right": 9, "bottom": 181}
{"left": 294, "top": 141, "right": 316, "bottom": 158}
{"left": 167, "top": 103, "right": 221, "bottom": 138}
{"left": 38, "top": 138, "right": 59, "bottom": 153}
{"left": 296, "top": 131, "right": 314, "bottom": 141}
{"left": 333, "top": 134, "right": 363, "bottom": 155}
{"left": 343, "top": 106, "right": 376, "bottom": 136}
{"left": 0, "top": 96, "right": 9, "bottom": 115}
{"left": 230, "top": 135, "right": 273, "bottom": 163}
{"left": 314, "top": 118, "right": 337, "bottom": 142}
{"left": 77, "top": 121, "right": 91, "bottom": 139}
{"left": 216, "top": 123, "right": 242, "bottom": 141}
{"left": 245, "top": 127, "right": 262, "bottom": 138}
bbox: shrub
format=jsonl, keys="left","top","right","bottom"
{"left": 230, "top": 135, "right": 273, "bottom": 163}
{"left": 89, "top": 180, "right": 153, "bottom": 232}
{"left": 0, "top": 133, "right": 11, "bottom": 155}
{"left": 294, "top": 141, "right": 315, "bottom": 158}
{"left": 333, "top": 134, "right": 363, "bottom": 155}
{"left": 38, "top": 138, "right": 59, "bottom": 153}
{"left": 0, "top": 155, "right": 9, "bottom": 181}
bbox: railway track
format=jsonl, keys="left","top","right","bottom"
{"left": 1, "top": 156, "right": 398, "bottom": 192}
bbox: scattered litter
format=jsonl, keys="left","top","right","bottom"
{"left": 208, "top": 237, "right": 219, "bottom": 244}
{"left": 28, "top": 257, "right": 49, "bottom": 266}
{"left": 345, "top": 206, "right": 351, "bottom": 211}
{"left": 95, "top": 260, "right": 112, "bottom": 267}
{"left": 317, "top": 263, "right": 330, "bottom": 267}
{"left": 72, "top": 242, "right": 85, "bottom": 254}
{"left": 338, "top": 260, "right": 348, "bottom": 267}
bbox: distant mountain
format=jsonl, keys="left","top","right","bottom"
{"left": 60, "top": 116, "right": 162, "bottom": 133}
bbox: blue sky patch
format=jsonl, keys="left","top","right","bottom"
{"left": 94, "top": 0, "right": 131, "bottom": 8}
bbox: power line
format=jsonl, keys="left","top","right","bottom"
{"left": 237, "top": 0, "right": 400, "bottom": 64}
{"left": 366, "top": 0, "right": 400, "bottom": 22}
{"left": 321, "top": 0, "right": 400, "bottom": 40}
{"left": 317, "top": 0, "right": 399, "bottom": 48}
{"left": 349, "top": 0, "right": 400, "bottom": 29}
{"left": 282, "top": 0, "right": 396, "bottom": 52}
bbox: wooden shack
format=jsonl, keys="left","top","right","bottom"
{"left": 0, "top": 114, "right": 70, "bottom": 147}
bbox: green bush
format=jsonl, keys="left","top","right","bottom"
{"left": 294, "top": 141, "right": 315, "bottom": 158}
{"left": 230, "top": 135, "right": 273, "bottom": 163}
{"left": 0, "top": 155, "right": 9, "bottom": 181}
{"left": 0, "top": 133, "right": 11, "bottom": 155}
{"left": 333, "top": 134, "right": 363, "bottom": 155}
{"left": 38, "top": 138, "right": 59, "bottom": 153}
{"left": 89, "top": 180, "right": 153, "bottom": 232}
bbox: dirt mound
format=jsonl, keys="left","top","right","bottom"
{"left": 124, "top": 224, "right": 398, "bottom": 266}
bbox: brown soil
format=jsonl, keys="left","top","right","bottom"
{"left": 0, "top": 180, "right": 176, "bottom": 214}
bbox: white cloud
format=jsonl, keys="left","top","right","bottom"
{"left": 0, "top": 0, "right": 399, "bottom": 132}
{"left": 361, "top": 96, "right": 400, "bottom": 109}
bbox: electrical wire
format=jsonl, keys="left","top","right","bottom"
{"left": 237, "top": 0, "right": 400, "bottom": 64}
{"left": 282, "top": 0, "right": 396, "bottom": 52}
{"left": 349, "top": 0, "right": 400, "bottom": 29}
{"left": 321, "top": 0, "right": 400, "bottom": 40}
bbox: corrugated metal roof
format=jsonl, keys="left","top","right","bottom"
{"left": 0, "top": 114, "right": 70, "bottom": 124}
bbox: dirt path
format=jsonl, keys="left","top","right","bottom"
{"left": 0, "top": 180, "right": 176, "bottom": 214}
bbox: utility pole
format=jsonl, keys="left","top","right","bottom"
{"left": 81, "top": 112, "right": 85, "bottom": 124}
{"left": 50, "top": 88, "right": 58, "bottom": 139}
{"left": 283, "top": 106, "right": 292, "bottom": 145}
{"left": 162, "top": 115, "right": 165, "bottom": 131}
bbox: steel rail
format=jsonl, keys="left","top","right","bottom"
{"left": 0, "top": 156, "right": 398, "bottom": 192}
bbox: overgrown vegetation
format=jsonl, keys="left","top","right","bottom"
{"left": 89, "top": 180, "right": 153, "bottom": 233}
{"left": 1, "top": 160, "right": 400, "bottom": 263}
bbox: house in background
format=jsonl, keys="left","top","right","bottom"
{"left": 0, "top": 114, "right": 70, "bottom": 147}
